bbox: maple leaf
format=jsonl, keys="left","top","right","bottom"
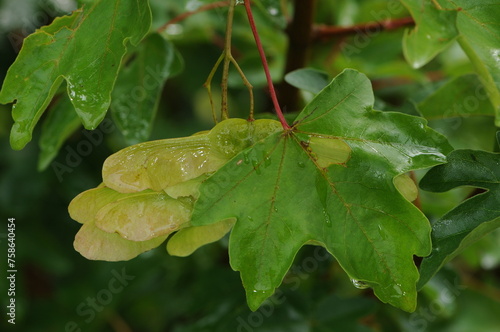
{"left": 0, "top": 0, "right": 151, "bottom": 149}
{"left": 191, "top": 69, "right": 453, "bottom": 312}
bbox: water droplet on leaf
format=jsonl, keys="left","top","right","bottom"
{"left": 252, "top": 159, "right": 262, "bottom": 174}
{"left": 268, "top": 7, "right": 278, "bottom": 15}
{"left": 323, "top": 210, "right": 332, "bottom": 227}
{"left": 351, "top": 279, "right": 370, "bottom": 289}
{"left": 393, "top": 283, "right": 403, "bottom": 296}
{"left": 297, "top": 161, "right": 306, "bottom": 168}
{"left": 243, "top": 152, "right": 250, "bottom": 164}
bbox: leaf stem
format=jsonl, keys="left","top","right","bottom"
{"left": 203, "top": 53, "right": 225, "bottom": 123}
{"left": 220, "top": 0, "right": 237, "bottom": 120}
{"left": 243, "top": 0, "right": 290, "bottom": 130}
{"left": 457, "top": 35, "right": 500, "bottom": 127}
{"left": 230, "top": 56, "right": 255, "bottom": 120}
{"left": 221, "top": 0, "right": 236, "bottom": 120}
{"left": 203, "top": 1, "right": 255, "bottom": 123}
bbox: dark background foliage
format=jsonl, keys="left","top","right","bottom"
{"left": 0, "top": 0, "right": 499, "bottom": 331}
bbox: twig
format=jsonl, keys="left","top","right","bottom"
{"left": 312, "top": 16, "right": 415, "bottom": 41}
{"left": 203, "top": 1, "right": 255, "bottom": 123}
{"left": 203, "top": 53, "right": 225, "bottom": 123}
{"left": 230, "top": 57, "right": 255, "bottom": 120}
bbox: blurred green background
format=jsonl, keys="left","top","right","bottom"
{"left": 0, "top": 0, "right": 499, "bottom": 331}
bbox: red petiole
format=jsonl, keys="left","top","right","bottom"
{"left": 243, "top": 0, "right": 290, "bottom": 130}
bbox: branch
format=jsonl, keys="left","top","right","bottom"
{"left": 312, "top": 16, "right": 415, "bottom": 41}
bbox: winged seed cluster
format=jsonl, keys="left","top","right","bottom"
{"left": 68, "top": 119, "right": 281, "bottom": 261}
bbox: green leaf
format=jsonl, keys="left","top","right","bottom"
{"left": 254, "top": 0, "right": 287, "bottom": 29}
{"left": 417, "top": 74, "right": 495, "bottom": 120}
{"left": 454, "top": 1, "right": 500, "bottom": 91}
{"left": 192, "top": 69, "right": 452, "bottom": 312}
{"left": 402, "top": 0, "right": 500, "bottom": 124}
{"left": 167, "top": 218, "right": 236, "bottom": 257}
{"left": 284, "top": 68, "right": 330, "bottom": 94}
{"left": 0, "top": 0, "right": 152, "bottom": 150}
{"left": 38, "top": 93, "right": 81, "bottom": 171}
{"left": 111, "top": 33, "right": 182, "bottom": 144}
{"left": 454, "top": 1, "right": 500, "bottom": 125}
{"left": 418, "top": 149, "right": 500, "bottom": 288}
{"left": 401, "top": 0, "right": 458, "bottom": 68}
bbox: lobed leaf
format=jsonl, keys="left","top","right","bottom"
{"left": 191, "top": 69, "right": 452, "bottom": 312}
{"left": 402, "top": 0, "right": 500, "bottom": 124}
{"left": 401, "top": 0, "right": 458, "bottom": 68}
{"left": 0, "top": 0, "right": 152, "bottom": 149}
{"left": 418, "top": 149, "right": 500, "bottom": 288}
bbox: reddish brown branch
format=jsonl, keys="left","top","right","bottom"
{"left": 313, "top": 16, "right": 414, "bottom": 41}
{"left": 157, "top": 1, "right": 230, "bottom": 32}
